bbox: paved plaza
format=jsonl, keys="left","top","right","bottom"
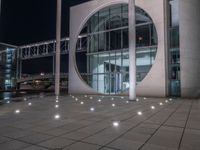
{"left": 0, "top": 94, "right": 200, "bottom": 150}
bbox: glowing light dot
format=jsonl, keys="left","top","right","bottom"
{"left": 7, "top": 101, "right": 10, "bottom": 104}
{"left": 121, "top": 97, "right": 124, "bottom": 99}
{"left": 144, "top": 97, "right": 147, "bottom": 100}
{"left": 126, "top": 101, "right": 129, "bottom": 104}
{"left": 75, "top": 98, "right": 78, "bottom": 101}
{"left": 98, "top": 99, "right": 101, "bottom": 102}
{"left": 136, "top": 98, "right": 139, "bottom": 102}
{"left": 28, "top": 103, "right": 32, "bottom": 106}
{"left": 24, "top": 98, "right": 27, "bottom": 101}
{"left": 84, "top": 95, "right": 87, "bottom": 97}
{"left": 54, "top": 114, "right": 60, "bottom": 120}
{"left": 56, "top": 100, "right": 59, "bottom": 103}
{"left": 159, "top": 102, "right": 163, "bottom": 106}
{"left": 113, "top": 121, "right": 119, "bottom": 127}
{"left": 169, "top": 98, "right": 173, "bottom": 101}
{"left": 72, "top": 96, "right": 75, "bottom": 99}
{"left": 151, "top": 106, "right": 155, "bottom": 110}
{"left": 137, "top": 111, "right": 143, "bottom": 115}
{"left": 15, "top": 109, "right": 20, "bottom": 114}
{"left": 55, "top": 105, "right": 59, "bottom": 108}
{"left": 90, "top": 97, "right": 93, "bottom": 100}
{"left": 80, "top": 101, "right": 84, "bottom": 105}
{"left": 90, "top": 107, "right": 95, "bottom": 111}
{"left": 111, "top": 98, "right": 114, "bottom": 101}
{"left": 112, "top": 104, "right": 116, "bottom": 107}
{"left": 165, "top": 100, "right": 169, "bottom": 103}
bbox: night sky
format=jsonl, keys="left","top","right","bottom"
{"left": 0, "top": 0, "right": 91, "bottom": 74}
{"left": 1, "top": 0, "right": 90, "bottom": 45}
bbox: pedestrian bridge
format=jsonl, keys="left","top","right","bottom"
{"left": 17, "top": 73, "right": 68, "bottom": 83}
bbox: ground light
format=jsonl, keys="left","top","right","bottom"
{"left": 84, "top": 95, "right": 87, "bottom": 98}
{"left": 136, "top": 98, "right": 139, "bottom": 102}
{"left": 80, "top": 101, "right": 84, "bottom": 105}
{"left": 55, "top": 105, "right": 59, "bottom": 108}
{"left": 90, "top": 97, "right": 93, "bottom": 100}
{"left": 113, "top": 121, "right": 119, "bottom": 127}
{"left": 111, "top": 97, "right": 114, "bottom": 100}
{"left": 98, "top": 99, "right": 102, "bottom": 102}
{"left": 90, "top": 107, "right": 95, "bottom": 112}
{"left": 24, "top": 97, "right": 27, "bottom": 101}
{"left": 159, "top": 102, "right": 163, "bottom": 106}
{"left": 137, "top": 111, "right": 143, "bottom": 115}
{"left": 56, "top": 100, "right": 59, "bottom": 103}
{"left": 126, "top": 101, "right": 129, "bottom": 103}
{"left": 121, "top": 97, "right": 124, "bottom": 99}
{"left": 15, "top": 109, "right": 20, "bottom": 114}
{"left": 112, "top": 104, "right": 116, "bottom": 107}
{"left": 54, "top": 114, "right": 60, "bottom": 120}
{"left": 28, "top": 103, "right": 32, "bottom": 106}
{"left": 151, "top": 106, "right": 155, "bottom": 110}
{"left": 169, "top": 98, "right": 173, "bottom": 101}
{"left": 75, "top": 98, "right": 78, "bottom": 101}
{"left": 165, "top": 100, "right": 169, "bottom": 103}
{"left": 7, "top": 101, "right": 10, "bottom": 104}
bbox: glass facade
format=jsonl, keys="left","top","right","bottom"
{"left": 169, "top": 0, "right": 181, "bottom": 97}
{"left": 76, "top": 4, "right": 158, "bottom": 94}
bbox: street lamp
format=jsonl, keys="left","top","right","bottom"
{"left": 128, "top": 0, "right": 136, "bottom": 101}
{"left": 55, "top": 0, "right": 62, "bottom": 97}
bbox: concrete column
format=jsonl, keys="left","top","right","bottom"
{"left": 128, "top": 0, "right": 136, "bottom": 100}
{"left": 55, "top": 0, "right": 62, "bottom": 96}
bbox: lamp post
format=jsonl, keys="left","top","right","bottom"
{"left": 128, "top": 0, "right": 136, "bottom": 100}
{"left": 55, "top": 0, "right": 62, "bottom": 97}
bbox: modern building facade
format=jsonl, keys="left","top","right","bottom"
{"left": 69, "top": 0, "right": 200, "bottom": 98}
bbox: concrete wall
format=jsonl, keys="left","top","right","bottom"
{"left": 69, "top": 0, "right": 167, "bottom": 97}
{"left": 179, "top": 0, "right": 200, "bottom": 98}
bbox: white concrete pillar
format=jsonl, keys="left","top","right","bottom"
{"left": 128, "top": 0, "right": 136, "bottom": 100}
{"left": 55, "top": 0, "right": 62, "bottom": 96}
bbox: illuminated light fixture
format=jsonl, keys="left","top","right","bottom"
{"left": 165, "top": 100, "right": 169, "bottom": 103}
{"left": 15, "top": 109, "right": 20, "bottom": 114}
{"left": 80, "top": 101, "right": 84, "bottom": 105}
{"left": 113, "top": 121, "right": 119, "bottom": 127}
{"left": 40, "top": 72, "right": 45, "bottom": 76}
{"left": 144, "top": 97, "right": 147, "bottom": 100}
{"left": 121, "top": 97, "right": 124, "bottom": 99}
{"left": 54, "top": 114, "right": 60, "bottom": 120}
{"left": 111, "top": 97, "right": 114, "bottom": 101}
{"left": 56, "top": 100, "right": 59, "bottom": 103}
{"left": 72, "top": 96, "right": 75, "bottom": 99}
{"left": 159, "top": 102, "right": 163, "bottom": 106}
{"left": 75, "top": 98, "right": 78, "bottom": 101}
{"left": 126, "top": 101, "right": 129, "bottom": 104}
{"left": 112, "top": 104, "right": 116, "bottom": 107}
{"left": 7, "top": 101, "right": 10, "bottom": 104}
{"left": 151, "top": 106, "right": 155, "bottom": 110}
{"left": 169, "top": 98, "right": 173, "bottom": 101}
{"left": 98, "top": 99, "right": 102, "bottom": 102}
{"left": 84, "top": 95, "right": 87, "bottom": 98}
{"left": 90, "top": 107, "right": 95, "bottom": 112}
{"left": 56, "top": 96, "right": 59, "bottom": 100}
{"left": 137, "top": 111, "right": 143, "bottom": 115}
{"left": 28, "top": 103, "right": 32, "bottom": 106}
{"left": 55, "top": 105, "right": 59, "bottom": 108}
{"left": 136, "top": 98, "right": 139, "bottom": 102}
{"left": 24, "top": 97, "right": 27, "bottom": 101}
{"left": 90, "top": 97, "right": 93, "bottom": 100}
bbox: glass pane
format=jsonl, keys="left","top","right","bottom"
{"left": 109, "top": 5, "right": 122, "bottom": 29}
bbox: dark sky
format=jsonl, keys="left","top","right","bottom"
{"left": 1, "top": 0, "right": 90, "bottom": 46}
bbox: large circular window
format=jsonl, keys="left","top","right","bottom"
{"left": 76, "top": 4, "right": 158, "bottom": 94}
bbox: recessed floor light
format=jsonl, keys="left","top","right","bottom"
{"left": 24, "top": 98, "right": 27, "bottom": 101}
{"left": 112, "top": 104, "right": 116, "bottom": 107}
{"left": 84, "top": 95, "right": 87, "bottom": 97}
{"left": 111, "top": 98, "right": 114, "bottom": 100}
{"left": 137, "top": 111, "right": 143, "bottom": 115}
{"left": 98, "top": 99, "right": 101, "bottom": 102}
{"left": 7, "top": 101, "right": 10, "bottom": 104}
{"left": 151, "top": 106, "right": 155, "bottom": 110}
{"left": 75, "top": 98, "right": 78, "bottom": 101}
{"left": 169, "top": 98, "right": 173, "bottom": 101}
{"left": 28, "top": 103, "right": 32, "bottom": 106}
{"left": 126, "top": 101, "right": 129, "bottom": 103}
{"left": 80, "top": 101, "right": 84, "bottom": 105}
{"left": 90, "top": 107, "right": 95, "bottom": 111}
{"left": 121, "top": 97, "right": 124, "bottom": 99}
{"left": 56, "top": 100, "right": 59, "bottom": 103}
{"left": 159, "top": 102, "right": 163, "bottom": 106}
{"left": 136, "top": 98, "right": 139, "bottom": 102}
{"left": 54, "top": 114, "right": 60, "bottom": 120}
{"left": 113, "top": 121, "right": 119, "bottom": 127}
{"left": 144, "top": 97, "right": 147, "bottom": 100}
{"left": 55, "top": 105, "right": 59, "bottom": 108}
{"left": 165, "top": 100, "right": 169, "bottom": 103}
{"left": 15, "top": 109, "right": 20, "bottom": 114}
{"left": 90, "top": 97, "right": 93, "bottom": 100}
{"left": 72, "top": 96, "right": 75, "bottom": 99}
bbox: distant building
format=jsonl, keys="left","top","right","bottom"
{"left": 68, "top": 0, "right": 200, "bottom": 98}
{"left": 0, "top": 43, "right": 17, "bottom": 90}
